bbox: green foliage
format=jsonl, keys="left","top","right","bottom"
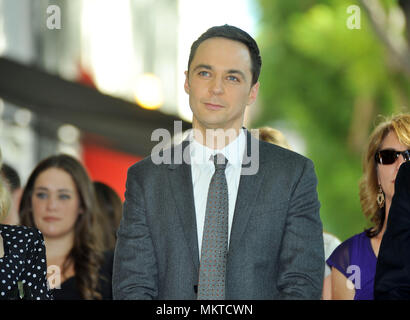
{"left": 254, "top": 0, "right": 410, "bottom": 241}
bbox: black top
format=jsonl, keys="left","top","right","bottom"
{"left": 51, "top": 250, "right": 113, "bottom": 300}
{"left": 0, "top": 224, "right": 52, "bottom": 300}
{"left": 374, "top": 161, "right": 410, "bottom": 299}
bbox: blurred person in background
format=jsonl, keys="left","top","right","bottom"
{"left": 374, "top": 160, "right": 410, "bottom": 299}
{"left": 0, "top": 149, "right": 52, "bottom": 300}
{"left": 254, "top": 126, "right": 291, "bottom": 150}
{"left": 1, "top": 163, "right": 22, "bottom": 225}
{"left": 253, "top": 126, "right": 341, "bottom": 299}
{"left": 327, "top": 113, "right": 410, "bottom": 300}
{"left": 19, "top": 154, "right": 113, "bottom": 300}
{"left": 93, "top": 181, "right": 123, "bottom": 251}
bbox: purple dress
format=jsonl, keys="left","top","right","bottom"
{"left": 326, "top": 231, "right": 377, "bottom": 300}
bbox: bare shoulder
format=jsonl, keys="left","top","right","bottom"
{"left": 331, "top": 267, "right": 355, "bottom": 300}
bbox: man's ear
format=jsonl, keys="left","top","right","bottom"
{"left": 184, "top": 70, "right": 190, "bottom": 95}
{"left": 247, "top": 81, "right": 260, "bottom": 106}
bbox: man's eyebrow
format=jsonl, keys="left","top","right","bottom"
{"left": 192, "top": 64, "right": 212, "bottom": 72}
{"left": 227, "top": 69, "right": 247, "bottom": 80}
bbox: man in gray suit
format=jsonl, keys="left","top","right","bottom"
{"left": 113, "top": 25, "right": 324, "bottom": 299}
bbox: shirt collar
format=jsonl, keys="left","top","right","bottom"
{"left": 189, "top": 129, "right": 245, "bottom": 168}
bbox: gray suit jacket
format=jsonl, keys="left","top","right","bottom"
{"left": 113, "top": 129, "right": 324, "bottom": 299}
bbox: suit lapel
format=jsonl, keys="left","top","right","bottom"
{"left": 165, "top": 131, "right": 264, "bottom": 267}
{"left": 229, "top": 130, "right": 266, "bottom": 253}
{"left": 167, "top": 141, "right": 200, "bottom": 271}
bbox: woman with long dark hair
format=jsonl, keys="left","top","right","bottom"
{"left": 20, "top": 154, "right": 113, "bottom": 299}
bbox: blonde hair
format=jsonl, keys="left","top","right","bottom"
{"left": 253, "top": 127, "right": 292, "bottom": 150}
{"left": 0, "top": 149, "right": 11, "bottom": 222}
{"left": 359, "top": 113, "right": 410, "bottom": 237}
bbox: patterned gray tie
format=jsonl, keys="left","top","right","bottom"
{"left": 197, "top": 153, "right": 229, "bottom": 300}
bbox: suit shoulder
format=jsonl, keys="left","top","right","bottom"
{"left": 257, "top": 141, "right": 317, "bottom": 184}
{"left": 260, "top": 140, "right": 312, "bottom": 165}
{"left": 127, "top": 142, "right": 180, "bottom": 179}
{"left": 128, "top": 155, "right": 155, "bottom": 172}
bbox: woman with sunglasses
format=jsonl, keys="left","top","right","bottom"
{"left": 327, "top": 113, "right": 410, "bottom": 300}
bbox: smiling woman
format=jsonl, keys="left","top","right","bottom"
{"left": 19, "top": 154, "right": 113, "bottom": 300}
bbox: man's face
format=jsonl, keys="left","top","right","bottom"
{"left": 184, "top": 37, "right": 259, "bottom": 135}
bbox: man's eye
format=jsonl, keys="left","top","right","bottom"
{"left": 227, "top": 75, "right": 239, "bottom": 82}
{"left": 198, "top": 71, "right": 210, "bottom": 77}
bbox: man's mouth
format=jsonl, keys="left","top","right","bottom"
{"left": 204, "top": 102, "right": 224, "bottom": 110}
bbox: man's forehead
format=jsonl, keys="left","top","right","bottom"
{"left": 194, "top": 37, "right": 249, "bottom": 56}
{"left": 190, "top": 37, "right": 252, "bottom": 74}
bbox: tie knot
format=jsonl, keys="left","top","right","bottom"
{"left": 212, "top": 153, "right": 228, "bottom": 171}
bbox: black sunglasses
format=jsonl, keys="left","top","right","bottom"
{"left": 375, "top": 149, "right": 410, "bottom": 165}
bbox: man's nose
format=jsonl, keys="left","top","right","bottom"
{"left": 209, "top": 77, "right": 224, "bottom": 95}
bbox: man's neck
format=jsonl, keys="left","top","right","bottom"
{"left": 192, "top": 125, "right": 242, "bottom": 150}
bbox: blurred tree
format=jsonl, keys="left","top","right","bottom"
{"left": 254, "top": 0, "right": 410, "bottom": 241}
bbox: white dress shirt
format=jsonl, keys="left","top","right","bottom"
{"left": 189, "top": 129, "right": 246, "bottom": 256}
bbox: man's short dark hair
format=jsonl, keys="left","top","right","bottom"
{"left": 1, "top": 163, "right": 21, "bottom": 192}
{"left": 187, "top": 24, "right": 262, "bottom": 86}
